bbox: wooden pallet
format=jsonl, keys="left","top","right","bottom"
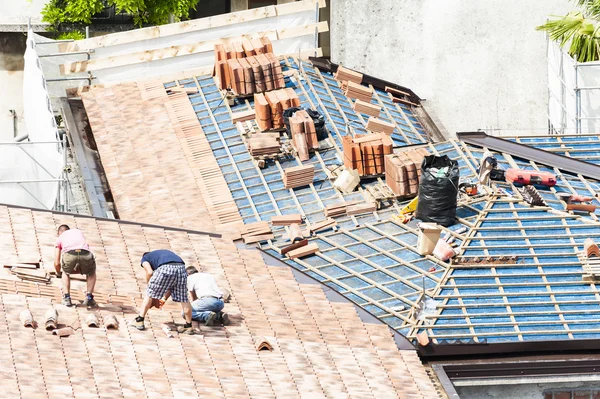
{"left": 578, "top": 252, "right": 600, "bottom": 280}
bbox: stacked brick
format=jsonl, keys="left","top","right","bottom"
{"left": 289, "top": 110, "right": 318, "bottom": 161}
{"left": 283, "top": 164, "right": 315, "bottom": 189}
{"left": 384, "top": 148, "right": 429, "bottom": 197}
{"left": 214, "top": 38, "right": 285, "bottom": 95}
{"left": 353, "top": 99, "right": 380, "bottom": 117}
{"left": 254, "top": 89, "right": 300, "bottom": 131}
{"left": 333, "top": 66, "right": 363, "bottom": 84}
{"left": 366, "top": 117, "right": 395, "bottom": 134}
{"left": 342, "top": 133, "right": 393, "bottom": 176}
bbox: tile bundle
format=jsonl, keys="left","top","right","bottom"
{"left": 254, "top": 89, "right": 301, "bottom": 131}
{"left": 385, "top": 148, "right": 429, "bottom": 197}
{"left": 214, "top": 38, "right": 285, "bottom": 95}
{"left": 352, "top": 99, "right": 380, "bottom": 117}
{"left": 366, "top": 117, "right": 395, "bottom": 135}
{"left": 342, "top": 133, "right": 393, "bottom": 176}
{"left": 270, "top": 214, "right": 303, "bottom": 226}
{"left": 283, "top": 164, "right": 315, "bottom": 189}
{"left": 240, "top": 221, "right": 274, "bottom": 244}
{"left": 333, "top": 65, "right": 363, "bottom": 84}
{"left": 343, "top": 81, "right": 373, "bottom": 102}
{"left": 247, "top": 133, "right": 280, "bottom": 157}
{"left": 289, "top": 110, "right": 318, "bottom": 161}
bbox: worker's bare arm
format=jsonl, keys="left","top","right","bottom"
{"left": 142, "top": 262, "right": 153, "bottom": 283}
{"left": 53, "top": 247, "right": 61, "bottom": 273}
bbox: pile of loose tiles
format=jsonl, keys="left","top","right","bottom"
{"left": 254, "top": 88, "right": 301, "bottom": 131}
{"left": 385, "top": 148, "right": 429, "bottom": 197}
{"left": 352, "top": 99, "right": 380, "bottom": 117}
{"left": 366, "top": 117, "right": 395, "bottom": 135}
{"left": 283, "top": 164, "right": 315, "bottom": 189}
{"left": 289, "top": 110, "right": 318, "bottom": 161}
{"left": 214, "top": 38, "right": 285, "bottom": 95}
{"left": 333, "top": 66, "right": 363, "bottom": 84}
{"left": 247, "top": 133, "right": 280, "bottom": 157}
{"left": 342, "top": 133, "right": 393, "bottom": 176}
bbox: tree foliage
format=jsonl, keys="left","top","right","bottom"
{"left": 537, "top": 0, "right": 600, "bottom": 62}
{"left": 42, "top": 0, "right": 198, "bottom": 33}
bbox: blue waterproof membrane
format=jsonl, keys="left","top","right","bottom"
{"left": 167, "top": 71, "right": 600, "bottom": 345}
{"left": 163, "top": 60, "right": 449, "bottom": 336}
{"left": 514, "top": 135, "right": 600, "bottom": 165}
{"left": 427, "top": 198, "right": 600, "bottom": 343}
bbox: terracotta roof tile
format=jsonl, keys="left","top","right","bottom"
{"left": 0, "top": 204, "right": 438, "bottom": 397}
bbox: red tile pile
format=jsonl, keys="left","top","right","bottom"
{"left": 343, "top": 81, "right": 373, "bottom": 102}
{"left": 240, "top": 221, "right": 273, "bottom": 244}
{"left": 585, "top": 238, "right": 600, "bottom": 258}
{"left": 247, "top": 132, "right": 280, "bottom": 157}
{"left": 353, "top": 99, "right": 380, "bottom": 117}
{"left": 254, "top": 88, "right": 301, "bottom": 131}
{"left": 214, "top": 38, "right": 285, "bottom": 95}
{"left": 366, "top": 116, "right": 395, "bottom": 135}
{"left": 289, "top": 110, "right": 318, "bottom": 161}
{"left": 283, "top": 164, "right": 315, "bottom": 189}
{"left": 385, "top": 148, "right": 429, "bottom": 197}
{"left": 333, "top": 66, "right": 363, "bottom": 84}
{"left": 342, "top": 133, "right": 393, "bottom": 176}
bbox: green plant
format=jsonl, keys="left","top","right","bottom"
{"left": 57, "top": 31, "right": 86, "bottom": 40}
{"left": 537, "top": 0, "right": 600, "bottom": 62}
{"left": 42, "top": 0, "right": 198, "bottom": 31}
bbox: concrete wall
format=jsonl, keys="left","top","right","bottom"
{"left": 330, "top": 0, "right": 573, "bottom": 137}
{"left": 0, "top": 0, "right": 48, "bottom": 31}
{"left": 0, "top": 33, "right": 26, "bottom": 141}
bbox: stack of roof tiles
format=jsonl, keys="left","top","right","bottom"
{"left": 0, "top": 204, "right": 439, "bottom": 398}
{"left": 289, "top": 109, "right": 318, "bottom": 161}
{"left": 342, "top": 133, "right": 394, "bottom": 176}
{"left": 283, "top": 164, "right": 315, "bottom": 189}
{"left": 366, "top": 117, "right": 395, "bottom": 135}
{"left": 247, "top": 133, "right": 281, "bottom": 157}
{"left": 254, "top": 88, "right": 301, "bottom": 131}
{"left": 385, "top": 148, "right": 429, "bottom": 197}
{"left": 214, "top": 38, "right": 285, "bottom": 95}
{"left": 333, "top": 66, "right": 363, "bottom": 84}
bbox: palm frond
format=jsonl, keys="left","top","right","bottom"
{"left": 572, "top": 0, "right": 600, "bottom": 18}
{"left": 537, "top": 11, "right": 600, "bottom": 62}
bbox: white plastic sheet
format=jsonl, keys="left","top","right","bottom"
{"left": 0, "top": 29, "right": 64, "bottom": 210}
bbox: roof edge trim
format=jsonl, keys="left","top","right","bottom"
{"left": 0, "top": 202, "right": 222, "bottom": 238}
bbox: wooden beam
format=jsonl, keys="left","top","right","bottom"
{"left": 62, "top": 0, "right": 327, "bottom": 52}
{"left": 61, "top": 21, "right": 328, "bottom": 75}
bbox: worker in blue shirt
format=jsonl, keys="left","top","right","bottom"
{"left": 132, "top": 249, "right": 194, "bottom": 334}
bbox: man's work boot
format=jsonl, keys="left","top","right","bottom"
{"left": 132, "top": 316, "right": 145, "bottom": 331}
{"left": 177, "top": 323, "right": 195, "bottom": 335}
{"left": 62, "top": 294, "right": 73, "bottom": 307}
{"left": 205, "top": 312, "right": 217, "bottom": 327}
{"left": 219, "top": 312, "right": 231, "bottom": 326}
{"left": 82, "top": 294, "right": 97, "bottom": 308}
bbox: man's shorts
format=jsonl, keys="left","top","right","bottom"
{"left": 146, "top": 263, "right": 188, "bottom": 302}
{"left": 62, "top": 249, "right": 96, "bottom": 276}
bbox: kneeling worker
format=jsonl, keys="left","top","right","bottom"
{"left": 186, "top": 266, "right": 230, "bottom": 326}
{"left": 54, "top": 224, "right": 97, "bottom": 307}
{"left": 133, "top": 249, "right": 194, "bottom": 334}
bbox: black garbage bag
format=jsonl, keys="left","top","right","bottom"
{"left": 283, "top": 107, "right": 302, "bottom": 133}
{"left": 305, "top": 109, "right": 328, "bottom": 140}
{"left": 416, "top": 155, "right": 460, "bottom": 227}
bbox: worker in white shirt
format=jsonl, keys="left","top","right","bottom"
{"left": 185, "top": 266, "right": 230, "bottom": 326}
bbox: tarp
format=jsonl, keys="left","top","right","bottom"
{"left": 0, "top": 29, "right": 64, "bottom": 210}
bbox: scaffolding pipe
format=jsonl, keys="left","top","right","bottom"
{"left": 62, "top": 134, "right": 68, "bottom": 212}
{"left": 314, "top": 2, "right": 319, "bottom": 57}
{"left": 39, "top": 50, "right": 93, "bottom": 58}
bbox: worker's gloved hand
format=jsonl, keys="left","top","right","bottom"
{"left": 150, "top": 298, "right": 165, "bottom": 309}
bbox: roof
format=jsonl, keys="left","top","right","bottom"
{"left": 0, "top": 204, "right": 438, "bottom": 398}
{"left": 79, "top": 54, "right": 600, "bottom": 357}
